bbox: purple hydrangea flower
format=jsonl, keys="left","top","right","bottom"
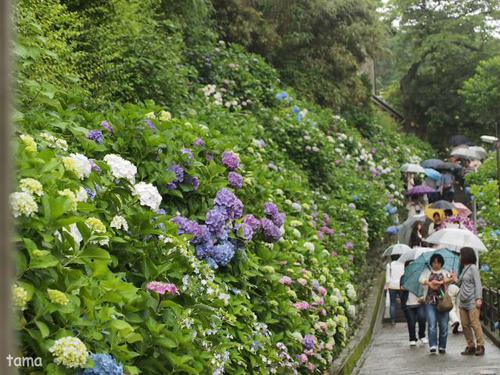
{"left": 243, "top": 214, "right": 261, "bottom": 232}
{"left": 272, "top": 212, "right": 286, "bottom": 227}
{"left": 345, "top": 241, "right": 354, "bottom": 250}
{"left": 303, "top": 335, "right": 315, "bottom": 351}
{"left": 87, "top": 130, "right": 104, "bottom": 144}
{"left": 181, "top": 148, "right": 193, "bottom": 159}
{"left": 100, "top": 120, "right": 113, "bottom": 133}
{"left": 206, "top": 207, "right": 228, "bottom": 238}
{"left": 90, "top": 159, "right": 101, "bottom": 173}
{"left": 264, "top": 202, "right": 280, "bottom": 218}
{"left": 172, "top": 216, "right": 206, "bottom": 243}
{"left": 193, "top": 138, "right": 205, "bottom": 147}
{"left": 215, "top": 188, "right": 244, "bottom": 219}
{"left": 145, "top": 119, "right": 157, "bottom": 133}
{"left": 276, "top": 92, "right": 289, "bottom": 101}
{"left": 191, "top": 176, "right": 200, "bottom": 190}
{"left": 261, "top": 218, "right": 282, "bottom": 243}
{"left": 235, "top": 223, "right": 253, "bottom": 241}
{"left": 206, "top": 153, "right": 214, "bottom": 162}
{"left": 222, "top": 151, "right": 240, "bottom": 170}
{"left": 228, "top": 172, "right": 244, "bottom": 189}
{"left": 169, "top": 164, "right": 184, "bottom": 182}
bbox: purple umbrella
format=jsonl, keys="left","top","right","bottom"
{"left": 405, "top": 185, "right": 436, "bottom": 196}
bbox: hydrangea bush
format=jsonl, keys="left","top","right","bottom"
{"left": 13, "top": 8, "right": 433, "bottom": 372}
{"left": 467, "top": 157, "right": 500, "bottom": 288}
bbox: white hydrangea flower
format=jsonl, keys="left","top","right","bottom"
{"left": 20, "top": 134, "right": 37, "bottom": 152}
{"left": 133, "top": 182, "right": 162, "bottom": 210}
{"left": 291, "top": 202, "right": 302, "bottom": 212}
{"left": 10, "top": 192, "right": 38, "bottom": 217}
{"left": 347, "top": 304, "right": 356, "bottom": 318}
{"left": 19, "top": 178, "right": 44, "bottom": 197}
{"left": 75, "top": 187, "right": 88, "bottom": 202}
{"left": 304, "top": 242, "right": 315, "bottom": 252}
{"left": 110, "top": 215, "right": 128, "bottom": 231}
{"left": 346, "top": 283, "right": 357, "bottom": 300}
{"left": 49, "top": 336, "right": 89, "bottom": 368}
{"left": 62, "top": 153, "right": 92, "bottom": 180}
{"left": 103, "top": 154, "right": 137, "bottom": 183}
{"left": 158, "top": 110, "right": 172, "bottom": 122}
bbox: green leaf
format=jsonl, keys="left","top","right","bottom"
{"left": 35, "top": 320, "right": 50, "bottom": 338}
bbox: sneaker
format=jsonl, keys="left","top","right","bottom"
{"left": 439, "top": 348, "right": 446, "bottom": 354}
{"left": 430, "top": 346, "right": 437, "bottom": 354}
{"left": 420, "top": 337, "right": 428, "bottom": 345}
{"left": 410, "top": 341, "right": 418, "bottom": 347}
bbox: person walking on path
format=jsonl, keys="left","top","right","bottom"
{"left": 403, "top": 261, "right": 427, "bottom": 346}
{"left": 451, "top": 247, "right": 485, "bottom": 356}
{"left": 386, "top": 255, "right": 406, "bottom": 325}
{"left": 427, "top": 212, "right": 442, "bottom": 236}
{"left": 409, "top": 221, "right": 424, "bottom": 248}
{"left": 419, "top": 254, "right": 454, "bottom": 354}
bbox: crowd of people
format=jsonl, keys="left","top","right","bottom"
{"left": 385, "top": 139, "right": 487, "bottom": 356}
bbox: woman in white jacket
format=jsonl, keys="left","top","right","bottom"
{"left": 386, "top": 255, "right": 406, "bottom": 325}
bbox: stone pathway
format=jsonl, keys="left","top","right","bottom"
{"left": 355, "top": 322, "right": 500, "bottom": 375}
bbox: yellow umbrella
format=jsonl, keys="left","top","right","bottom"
{"left": 424, "top": 200, "right": 458, "bottom": 220}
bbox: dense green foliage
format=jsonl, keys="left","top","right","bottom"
{"left": 212, "top": 0, "right": 382, "bottom": 109}
{"left": 461, "top": 56, "right": 500, "bottom": 128}
{"left": 379, "top": 0, "right": 500, "bottom": 147}
{"left": 13, "top": 0, "right": 435, "bottom": 374}
{"left": 466, "top": 157, "right": 500, "bottom": 288}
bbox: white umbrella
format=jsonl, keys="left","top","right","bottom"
{"left": 425, "top": 228, "right": 487, "bottom": 252}
{"left": 397, "top": 246, "right": 435, "bottom": 264}
{"left": 451, "top": 148, "right": 481, "bottom": 160}
{"left": 383, "top": 243, "right": 412, "bottom": 257}
{"left": 401, "top": 163, "right": 425, "bottom": 174}
{"left": 469, "top": 146, "right": 488, "bottom": 160}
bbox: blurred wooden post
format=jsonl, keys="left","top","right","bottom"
{"left": 1, "top": 0, "right": 16, "bottom": 373}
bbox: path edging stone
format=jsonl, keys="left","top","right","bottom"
{"left": 329, "top": 272, "right": 385, "bottom": 375}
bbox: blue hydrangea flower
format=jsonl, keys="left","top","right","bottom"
{"left": 85, "top": 187, "right": 96, "bottom": 200}
{"left": 211, "top": 240, "right": 235, "bottom": 267}
{"left": 181, "top": 148, "right": 194, "bottom": 159}
{"left": 87, "top": 130, "right": 104, "bottom": 144}
{"left": 82, "top": 354, "right": 123, "bottom": 375}
{"left": 292, "top": 106, "right": 300, "bottom": 114}
{"left": 275, "top": 92, "right": 289, "bottom": 101}
{"left": 481, "top": 264, "right": 490, "bottom": 273}
{"left": 145, "top": 119, "right": 157, "bottom": 133}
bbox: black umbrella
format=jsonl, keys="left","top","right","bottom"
{"left": 449, "top": 135, "right": 473, "bottom": 147}
{"left": 428, "top": 200, "right": 455, "bottom": 210}
{"left": 421, "top": 159, "right": 444, "bottom": 169}
{"left": 436, "top": 162, "right": 462, "bottom": 173}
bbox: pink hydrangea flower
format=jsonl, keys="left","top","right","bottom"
{"left": 297, "top": 354, "right": 308, "bottom": 364}
{"left": 147, "top": 281, "right": 179, "bottom": 296}
{"left": 331, "top": 251, "right": 338, "bottom": 257}
{"left": 318, "top": 287, "right": 327, "bottom": 296}
{"left": 280, "top": 276, "right": 293, "bottom": 286}
{"left": 293, "top": 302, "right": 310, "bottom": 310}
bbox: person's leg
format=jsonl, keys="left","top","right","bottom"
{"left": 406, "top": 307, "right": 418, "bottom": 342}
{"left": 425, "top": 304, "right": 438, "bottom": 349}
{"left": 437, "top": 311, "right": 449, "bottom": 350}
{"left": 469, "top": 308, "right": 486, "bottom": 353}
{"left": 417, "top": 305, "right": 427, "bottom": 339}
{"left": 400, "top": 290, "right": 410, "bottom": 322}
{"left": 460, "top": 308, "right": 475, "bottom": 348}
{"left": 389, "top": 290, "right": 398, "bottom": 323}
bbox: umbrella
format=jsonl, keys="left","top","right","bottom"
{"left": 425, "top": 228, "right": 487, "bottom": 252}
{"left": 405, "top": 185, "right": 436, "bottom": 197}
{"left": 469, "top": 146, "right": 488, "bottom": 160}
{"left": 401, "top": 248, "right": 460, "bottom": 297}
{"left": 449, "top": 135, "right": 472, "bottom": 147}
{"left": 401, "top": 163, "right": 425, "bottom": 174}
{"left": 435, "top": 162, "right": 462, "bottom": 172}
{"left": 421, "top": 159, "right": 444, "bottom": 169}
{"left": 451, "top": 148, "right": 481, "bottom": 160}
{"left": 424, "top": 201, "right": 458, "bottom": 220}
{"left": 453, "top": 202, "right": 472, "bottom": 217}
{"left": 383, "top": 244, "right": 412, "bottom": 257}
{"left": 424, "top": 168, "right": 442, "bottom": 181}
{"left": 397, "top": 246, "right": 435, "bottom": 264}
{"left": 397, "top": 213, "right": 426, "bottom": 245}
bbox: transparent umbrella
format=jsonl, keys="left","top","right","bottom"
{"left": 383, "top": 244, "right": 412, "bottom": 257}
{"left": 425, "top": 228, "right": 487, "bottom": 252}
